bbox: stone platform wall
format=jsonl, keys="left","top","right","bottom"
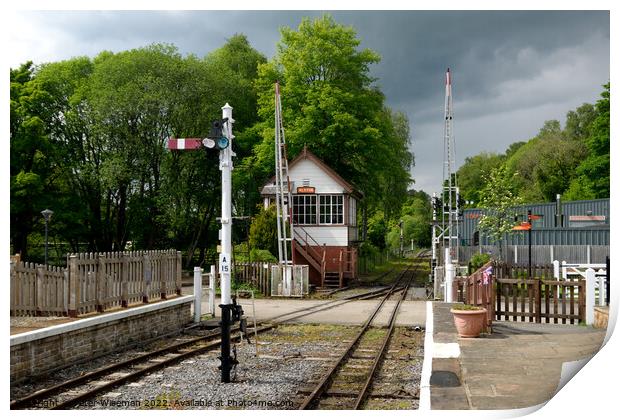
{"left": 10, "top": 296, "right": 193, "bottom": 383}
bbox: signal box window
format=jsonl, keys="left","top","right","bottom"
{"left": 319, "top": 195, "right": 343, "bottom": 224}
{"left": 293, "top": 195, "right": 316, "bottom": 225}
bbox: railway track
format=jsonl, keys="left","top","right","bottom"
{"left": 10, "top": 277, "right": 411, "bottom": 410}
{"left": 298, "top": 264, "right": 419, "bottom": 410}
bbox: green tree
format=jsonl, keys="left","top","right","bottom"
{"left": 477, "top": 165, "right": 523, "bottom": 258}
{"left": 366, "top": 210, "right": 387, "bottom": 249}
{"left": 504, "top": 122, "right": 587, "bottom": 202}
{"left": 565, "top": 103, "right": 596, "bottom": 141}
{"left": 456, "top": 152, "right": 504, "bottom": 207}
{"left": 572, "top": 83, "right": 610, "bottom": 198}
{"left": 10, "top": 62, "right": 63, "bottom": 259}
{"left": 247, "top": 15, "right": 413, "bottom": 219}
{"left": 248, "top": 205, "right": 278, "bottom": 257}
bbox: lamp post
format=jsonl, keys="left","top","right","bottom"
{"left": 527, "top": 209, "right": 532, "bottom": 278}
{"left": 41, "top": 209, "right": 54, "bottom": 266}
{"left": 399, "top": 219, "right": 404, "bottom": 258}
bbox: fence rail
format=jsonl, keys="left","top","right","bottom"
{"left": 233, "top": 262, "right": 273, "bottom": 296}
{"left": 459, "top": 245, "right": 609, "bottom": 266}
{"left": 454, "top": 261, "right": 495, "bottom": 331}
{"left": 10, "top": 250, "right": 182, "bottom": 317}
{"left": 454, "top": 261, "right": 586, "bottom": 325}
{"left": 494, "top": 278, "right": 584, "bottom": 324}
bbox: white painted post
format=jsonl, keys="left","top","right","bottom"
{"left": 585, "top": 268, "right": 596, "bottom": 325}
{"left": 220, "top": 103, "right": 234, "bottom": 307}
{"left": 561, "top": 260, "right": 567, "bottom": 280}
{"left": 194, "top": 267, "right": 202, "bottom": 322}
{"left": 444, "top": 248, "right": 455, "bottom": 303}
{"left": 553, "top": 260, "right": 560, "bottom": 280}
{"left": 587, "top": 245, "right": 591, "bottom": 264}
{"left": 597, "top": 269, "right": 606, "bottom": 306}
{"left": 209, "top": 264, "right": 216, "bottom": 316}
{"left": 514, "top": 245, "right": 518, "bottom": 264}
{"left": 193, "top": 267, "right": 202, "bottom": 323}
{"left": 550, "top": 245, "right": 554, "bottom": 264}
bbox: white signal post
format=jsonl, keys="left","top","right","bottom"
{"left": 220, "top": 103, "right": 234, "bottom": 306}
{"left": 166, "top": 103, "right": 239, "bottom": 383}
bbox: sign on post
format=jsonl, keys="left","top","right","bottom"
{"left": 219, "top": 253, "right": 231, "bottom": 274}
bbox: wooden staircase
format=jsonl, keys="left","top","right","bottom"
{"left": 323, "top": 271, "right": 341, "bottom": 288}
{"left": 293, "top": 226, "right": 357, "bottom": 289}
{"left": 293, "top": 226, "right": 327, "bottom": 285}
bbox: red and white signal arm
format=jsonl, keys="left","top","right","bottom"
{"left": 167, "top": 138, "right": 203, "bottom": 150}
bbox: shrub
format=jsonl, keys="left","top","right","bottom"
{"left": 249, "top": 248, "right": 277, "bottom": 263}
{"left": 469, "top": 253, "right": 491, "bottom": 273}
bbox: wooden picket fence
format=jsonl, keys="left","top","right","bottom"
{"left": 11, "top": 263, "right": 68, "bottom": 317}
{"left": 455, "top": 261, "right": 585, "bottom": 325}
{"left": 10, "top": 250, "right": 182, "bottom": 317}
{"left": 233, "top": 262, "right": 273, "bottom": 296}
{"left": 494, "top": 262, "right": 584, "bottom": 324}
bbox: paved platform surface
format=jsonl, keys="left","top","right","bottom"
{"left": 183, "top": 285, "right": 427, "bottom": 327}
{"left": 430, "top": 302, "right": 606, "bottom": 410}
{"left": 214, "top": 297, "right": 426, "bottom": 327}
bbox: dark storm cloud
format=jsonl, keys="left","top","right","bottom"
{"left": 12, "top": 10, "right": 609, "bottom": 193}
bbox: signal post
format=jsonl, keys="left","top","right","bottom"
{"left": 168, "top": 103, "right": 243, "bottom": 383}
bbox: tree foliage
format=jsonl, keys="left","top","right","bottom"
{"left": 477, "top": 165, "right": 523, "bottom": 246}
{"left": 385, "top": 190, "right": 431, "bottom": 252}
{"left": 10, "top": 39, "right": 266, "bottom": 266}
{"left": 248, "top": 205, "right": 278, "bottom": 258}
{"left": 457, "top": 83, "right": 610, "bottom": 206}
{"left": 8, "top": 18, "right": 450, "bottom": 264}
{"left": 246, "top": 15, "right": 413, "bottom": 218}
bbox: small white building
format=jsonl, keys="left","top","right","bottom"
{"left": 261, "top": 146, "right": 362, "bottom": 288}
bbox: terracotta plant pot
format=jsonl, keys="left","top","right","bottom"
{"left": 450, "top": 307, "right": 488, "bottom": 338}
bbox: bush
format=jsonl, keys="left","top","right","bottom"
{"left": 359, "top": 241, "right": 380, "bottom": 258}
{"left": 249, "top": 205, "right": 278, "bottom": 257}
{"left": 469, "top": 253, "right": 491, "bottom": 273}
{"left": 249, "top": 248, "right": 277, "bottom": 263}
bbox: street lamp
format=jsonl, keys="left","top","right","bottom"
{"left": 399, "top": 219, "right": 404, "bottom": 258}
{"left": 41, "top": 209, "right": 54, "bottom": 266}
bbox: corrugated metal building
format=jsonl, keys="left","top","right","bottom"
{"left": 460, "top": 198, "right": 609, "bottom": 246}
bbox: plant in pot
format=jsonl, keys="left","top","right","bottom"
{"left": 450, "top": 304, "right": 488, "bottom": 338}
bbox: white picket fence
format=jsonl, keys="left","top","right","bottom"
{"left": 552, "top": 260, "right": 608, "bottom": 325}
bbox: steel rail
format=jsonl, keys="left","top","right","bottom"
{"left": 52, "top": 325, "right": 273, "bottom": 410}
{"left": 48, "top": 281, "right": 403, "bottom": 410}
{"left": 263, "top": 284, "right": 396, "bottom": 324}
{"left": 10, "top": 326, "right": 230, "bottom": 409}
{"left": 298, "top": 265, "right": 414, "bottom": 410}
{"left": 12, "top": 271, "right": 400, "bottom": 410}
{"left": 353, "top": 272, "right": 413, "bottom": 409}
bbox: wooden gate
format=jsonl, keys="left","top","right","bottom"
{"left": 455, "top": 262, "right": 585, "bottom": 325}
{"left": 494, "top": 262, "right": 584, "bottom": 324}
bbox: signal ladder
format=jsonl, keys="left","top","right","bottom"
{"left": 274, "top": 81, "right": 296, "bottom": 295}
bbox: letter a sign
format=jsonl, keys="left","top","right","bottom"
{"left": 219, "top": 253, "right": 230, "bottom": 273}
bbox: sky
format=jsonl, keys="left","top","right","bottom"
{"left": 6, "top": 9, "right": 610, "bottom": 194}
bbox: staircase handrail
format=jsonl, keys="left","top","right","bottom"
{"left": 339, "top": 249, "right": 344, "bottom": 287}
{"left": 294, "top": 225, "right": 325, "bottom": 263}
